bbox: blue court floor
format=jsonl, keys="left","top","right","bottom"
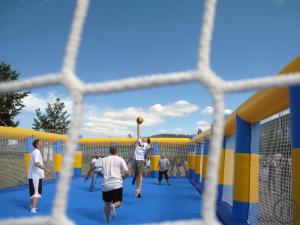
{"left": 0, "top": 177, "right": 202, "bottom": 224}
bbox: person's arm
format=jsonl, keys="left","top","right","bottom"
{"left": 167, "top": 159, "right": 170, "bottom": 170}
{"left": 121, "top": 159, "right": 129, "bottom": 180}
{"left": 136, "top": 123, "right": 141, "bottom": 140}
{"left": 84, "top": 161, "right": 95, "bottom": 180}
{"left": 34, "top": 162, "right": 52, "bottom": 174}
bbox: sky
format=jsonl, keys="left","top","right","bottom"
{"left": 0, "top": 0, "right": 300, "bottom": 137}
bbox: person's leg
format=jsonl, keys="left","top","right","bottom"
{"left": 158, "top": 171, "right": 163, "bottom": 185}
{"left": 136, "top": 174, "right": 143, "bottom": 197}
{"left": 136, "top": 161, "right": 145, "bottom": 197}
{"left": 114, "top": 201, "right": 121, "bottom": 208}
{"left": 90, "top": 172, "right": 97, "bottom": 192}
{"left": 31, "top": 197, "right": 39, "bottom": 209}
{"left": 30, "top": 179, "right": 42, "bottom": 212}
{"left": 164, "top": 170, "right": 170, "bottom": 185}
{"left": 132, "top": 161, "right": 137, "bottom": 185}
{"left": 104, "top": 202, "right": 110, "bottom": 223}
{"left": 111, "top": 188, "right": 123, "bottom": 219}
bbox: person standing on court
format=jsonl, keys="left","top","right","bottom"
{"left": 133, "top": 118, "right": 152, "bottom": 198}
{"left": 158, "top": 153, "right": 170, "bottom": 185}
{"left": 84, "top": 152, "right": 103, "bottom": 192}
{"left": 101, "top": 146, "right": 129, "bottom": 223}
{"left": 144, "top": 154, "right": 151, "bottom": 177}
{"left": 27, "top": 140, "right": 52, "bottom": 213}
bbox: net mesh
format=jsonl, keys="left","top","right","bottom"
{"left": 0, "top": 132, "right": 57, "bottom": 189}
{"left": 81, "top": 134, "right": 190, "bottom": 177}
{"left": 0, "top": 0, "right": 300, "bottom": 224}
{"left": 259, "top": 110, "right": 292, "bottom": 225}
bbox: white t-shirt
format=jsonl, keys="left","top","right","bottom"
{"left": 101, "top": 155, "right": 128, "bottom": 192}
{"left": 91, "top": 158, "right": 102, "bottom": 172}
{"left": 159, "top": 158, "right": 170, "bottom": 171}
{"left": 28, "top": 149, "right": 45, "bottom": 179}
{"left": 146, "top": 159, "right": 151, "bottom": 167}
{"left": 134, "top": 138, "right": 151, "bottom": 161}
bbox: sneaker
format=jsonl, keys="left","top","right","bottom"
{"left": 135, "top": 188, "right": 141, "bottom": 198}
{"left": 110, "top": 203, "right": 116, "bottom": 219}
{"left": 30, "top": 208, "right": 37, "bottom": 213}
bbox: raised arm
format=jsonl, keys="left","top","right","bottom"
{"left": 136, "top": 122, "right": 141, "bottom": 140}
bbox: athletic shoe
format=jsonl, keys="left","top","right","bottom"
{"left": 30, "top": 208, "right": 37, "bottom": 213}
{"left": 110, "top": 204, "right": 116, "bottom": 219}
{"left": 135, "top": 188, "right": 141, "bottom": 198}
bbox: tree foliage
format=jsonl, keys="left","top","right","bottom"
{"left": 32, "top": 98, "right": 70, "bottom": 134}
{"left": 0, "top": 62, "right": 29, "bottom": 127}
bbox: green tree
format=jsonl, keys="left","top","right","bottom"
{"left": 32, "top": 98, "right": 70, "bottom": 134}
{"left": 0, "top": 62, "right": 29, "bottom": 127}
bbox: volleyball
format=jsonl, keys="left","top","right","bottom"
{"left": 136, "top": 116, "right": 144, "bottom": 124}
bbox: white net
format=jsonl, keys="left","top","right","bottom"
{"left": 0, "top": 0, "right": 300, "bottom": 224}
{"left": 259, "top": 110, "right": 292, "bottom": 225}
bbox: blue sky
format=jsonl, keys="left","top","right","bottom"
{"left": 0, "top": 0, "right": 300, "bottom": 137}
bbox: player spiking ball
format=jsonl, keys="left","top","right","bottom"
{"left": 132, "top": 116, "right": 152, "bottom": 198}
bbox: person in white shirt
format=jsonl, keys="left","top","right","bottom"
{"left": 84, "top": 152, "right": 103, "bottom": 191}
{"left": 27, "top": 140, "right": 52, "bottom": 213}
{"left": 144, "top": 155, "right": 151, "bottom": 177}
{"left": 158, "top": 153, "right": 170, "bottom": 185}
{"left": 101, "top": 146, "right": 129, "bottom": 223}
{"left": 132, "top": 122, "right": 152, "bottom": 198}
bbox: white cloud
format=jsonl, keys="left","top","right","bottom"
{"left": 201, "top": 106, "right": 214, "bottom": 115}
{"left": 201, "top": 106, "right": 233, "bottom": 115}
{"left": 23, "top": 92, "right": 72, "bottom": 113}
{"left": 83, "top": 100, "right": 198, "bottom": 137}
{"left": 224, "top": 108, "right": 233, "bottom": 115}
{"left": 21, "top": 92, "right": 199, "bottom": 137}
{"left": 196, "top": 120, "right": 211, "bottom": 132}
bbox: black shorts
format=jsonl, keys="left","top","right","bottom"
{"left": 102, "top": 187, "right": 123, "bottom": 203}
{"left": 29, "top": 179, "right": 42, "bottom": 198}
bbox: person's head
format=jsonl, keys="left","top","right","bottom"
{"left": 161, "top": 153, "right": 165, "bottom": 159}
{"left": 109, "top": 146, "right": 118, "bottom": 155}
{"left": 95, "top": 152, "right": 100, "bottom": 159}
{"left": 32, "top": 140, "right": 42, "bottom": 149}
{"left": 142, "top": 137, "right": 150, "bottom": 144}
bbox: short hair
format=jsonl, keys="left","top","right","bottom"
{"left": 32, "top": 140, "right": 41, "bottom": 148}
{"left": 109, "top": 146, "right": 118, "bottom": 155}
{"left": 146, "top": 137, "right": 151, "bottom": 143}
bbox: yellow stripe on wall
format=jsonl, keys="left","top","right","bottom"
{"left": 188, "top": 154, "right": 196, "bottom": 170}
{"left": 54, "top": 154, "right": 62, "bottom": 172}
{"left": 292, "top": 148, "right": 300, "bottom": 225}
{"left": 195, "top": 155, "right": 201, "bottom": 174}
{"left": 219, "top": 149, "right": 234, "bottom": 185}
{"left": 73, "top": 151, "right": 82, "bottom": 168}
{"left": 202, "top": 155, "right": 208, "bottom": 179}
{"left": 151, "top": 155, "right": 160, "bottom": 171}
{"left": 233, "top": 153, "right": 259, "bottom": 203}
